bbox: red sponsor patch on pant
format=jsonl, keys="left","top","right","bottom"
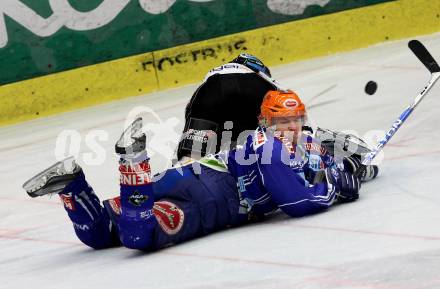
{"left": 59, "top": 193, "right": 75, "bottom": 211}
{"left": 153, "top": 201, "right": 184, "bottom": 235}
{"left": 108, "top": 196, "right": 121, "bottom": 215}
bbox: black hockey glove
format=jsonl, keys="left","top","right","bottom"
{"left": 343, "top": 155, "right": 379, "bottom": 182}
{"left": 324, "top": 167, "right": 361, "bottom": 203}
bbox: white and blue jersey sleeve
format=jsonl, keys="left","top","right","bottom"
{"left": 227, "top": 128, "right": 338, "bottom": 218}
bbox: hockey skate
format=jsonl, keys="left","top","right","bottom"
{"left": 315, "top": 127, "right": 378, "bottom": 182}
{"left": 22, "top": 156, "right": 81, "bottom": 198}
{"left": 315, "top": 127, "right": 373, "bottom": 158}
{"left": 115, "top": 117, "right": 146, "bottom": 159}
{"left": 115, "top": 116, "right": 151, "bottom": 187}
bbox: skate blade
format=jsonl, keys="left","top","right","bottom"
{"left": 115, "top": 117, "right": 146, "bottom": 155}
{"left": 23, "top": 156, "right": 79, "bottom": 198}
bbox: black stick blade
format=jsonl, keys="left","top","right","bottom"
{"left": 409, "top": 40, "right": 440, "bottom": 73}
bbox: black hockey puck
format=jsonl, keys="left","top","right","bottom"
{"left": 365, "top": 81, "right": 378, "bottom": 95}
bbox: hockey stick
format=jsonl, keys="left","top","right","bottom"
{"left": 355, "top": 40, "right": 440, "bottom": 177}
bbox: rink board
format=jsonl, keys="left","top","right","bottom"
{"left": 1, "top": 0, "right": 439, "bottom": 126}
{"left": 0, "top": 0, "right": 394, "bottom": 86}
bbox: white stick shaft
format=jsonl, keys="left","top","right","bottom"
{"left": 362, "top": 72, "right": 440, "bottom": 166}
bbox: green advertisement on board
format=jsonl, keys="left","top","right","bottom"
{"left": 0, "top": 0, "right": 395, "bottom": 85}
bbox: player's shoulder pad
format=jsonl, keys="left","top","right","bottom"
{"left": 204, "top": 63, "right": 254, "bottom": 81}
{"left": 253, "top": 127, "right": 268, "bottom": 150}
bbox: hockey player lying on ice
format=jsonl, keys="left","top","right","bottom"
{"left": 23, "top": 90, "right": 378, "bottom": 250}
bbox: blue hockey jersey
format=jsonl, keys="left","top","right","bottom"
{"left": 225, "top": 127, "right": 338, "bottom": 218}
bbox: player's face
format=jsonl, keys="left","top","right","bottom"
{"left": 272, "top": 116, "right": 304, "bottom": 142}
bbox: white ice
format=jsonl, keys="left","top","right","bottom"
{"left": 1, "top": 33, "right": 440, "bottom": 289}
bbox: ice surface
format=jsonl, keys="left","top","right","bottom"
{"left": 1, "top": 33, "right": 440, "bottom": 289}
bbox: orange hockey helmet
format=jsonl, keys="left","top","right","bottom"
{"left": 259, "top": 90, "right": 306, "bottom": 126}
